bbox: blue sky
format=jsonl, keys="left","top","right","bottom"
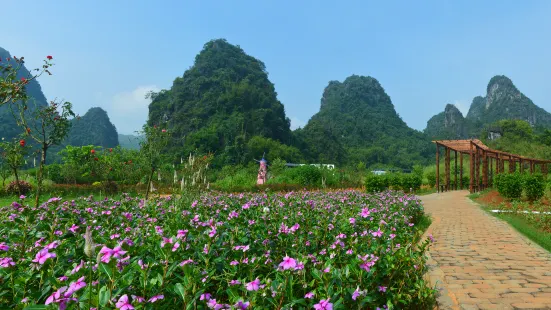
{"left": 3, "top": 1, "right": 551, "bottom": 134}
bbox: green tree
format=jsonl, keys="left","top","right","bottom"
{"left": 140, "top": 125, "right": 170, "bottom": 200}
{"left": 0, "top": 138, "right": 28, "bottom": 195}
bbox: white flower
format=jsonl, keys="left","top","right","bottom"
{"left": 263, "top": 207, "right": 270, "bottom": 213}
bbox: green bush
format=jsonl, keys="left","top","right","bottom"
{"left": 426, "top": 172, "right": 436, "bottom": 188}
{"left": 291, "top": 165, "right": 322, "bottom": 186}
{"left": 401, "top": 173, "right": 422, "bottom": 192}
{"left": 365, "top": 173, "right": 388, "bottom": 193}
{"left": 524, "top": 173, "right": 546, "bottom": 201}
{"left": 495, "top": 173, "right": 523, "bottom": 199}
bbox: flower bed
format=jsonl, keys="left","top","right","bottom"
{"left": 0, "top": 190, "right": 435, "bottom": 309}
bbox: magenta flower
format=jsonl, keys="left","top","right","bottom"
{"left": 65, "top": 276, "right": 86, "bottom": 296}
{"left": 200, "top": 293, "right": 212, "bottom": 301}
{"left": 278, "top": 256, "right": 297, "bottom": 270}
{"left": 32, "top": 248, "right": 56, "bottom": 264}
{"left": 229, "top": 280, "right": 241, "bottom": 285}
{"left": 71, "top": 260, "right": 84, "bottom": 274}
{"left": 45, "top": 286, "right": 67, "bottom": 305}
{"left": 99, "top": 246, "right": 113, "bottom": 263}
{"left": 0, "top": 257, "right": 15, "bottom": 267}
{"left": 131, "top": 295, "right": 145, "bottom": 303}
{"left": 234, "top": 300, "right": 250, "bottom": 309}
{"left": 313, "top": 299, "right": 333, "bottom": 310}
{"left": 177, "top": 230, "right": 188, "bottom": 238}
{"left": 172, "top": 242, "right": 180, "bottom": 252}
{"left": 304, "top": 291, "right": 315, "bottom": 299}
{"left": 378, "top": 286, "right": 387, "bottom": 293}
{"left": 68, "top": 224, "right": 79, "bottom": 233}
{"left": 349, "top": 217, "right": 356, "bottom": 224}
{"left": 180, "top": 259, "right": 194, "bottom": 266}
{"left": 352, "top": 288, "right": 362, "bottom": 300}
{"left": 0, "top": 242, "right": 9, "bottom": 251}
{"left": 111, "top": 245, "right": 127, "bottom": 258}
{"left": 116, "top": 294, "right": 134, "bottom": 310}
{"left": 148, "top": 295, "right": 164, "bottom": 303}
{"left": 245, "top": 278, "right": 260, "bottom": 291}
{"left": 372, "top": 228, "right": 383, "bottom": 238}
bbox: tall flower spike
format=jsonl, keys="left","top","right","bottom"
{"left": 84, "top": 226, "right": 95, "bottom": 258}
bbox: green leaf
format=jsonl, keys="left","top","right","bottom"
{"left": 99, "top": 285, "right": 110, "bottom": 306}
{"left": 175, "top": 283, "right": 185, "bottom": 300}
{"left": 98, "top": 263, "right": 113, "bottom": 281}
{"left": 23, "top": 306, "right": 47, "bottom": 310}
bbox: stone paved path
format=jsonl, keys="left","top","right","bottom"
{"left": 421, "top": 191, "right": 551, "bottom": 310}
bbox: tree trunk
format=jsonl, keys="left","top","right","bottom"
{"left": 145, "top": 167, "right": 155, "bottom": 200}
{"left": 35, "top": 144, "right": 47, "bottom": 208}
{"left": 13, "top": 168, "right": 21, "bottom": 196}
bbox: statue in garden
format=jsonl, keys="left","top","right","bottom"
{"left": 256, "top": 156, "right": 268, "bottom": 185}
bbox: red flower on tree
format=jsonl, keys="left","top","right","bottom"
{"left": 19, "top": 140, "right": 26, "bottom": 147}
{"left": 109, "top": 148, "right": 113, "bottom": 152}
{"left": 91, "top": 149, "right": 95, "bottom": 154}
{"left": 94, "top": 157, "right": 98, "bottom": 161}
{"left": 46, "top": 55, "right": 53, "bottom": 60}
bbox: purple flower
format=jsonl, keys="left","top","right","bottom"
{"left": 0, "top": 243, "right": 9, "bottom": 251}
{"left": 349, "top": 218, "right": 356, "bottom": 224}
{"left": 313, "top": 299, "right": 333, "bottom": 310}
{"left": 278, "top": 256, "right": 297, "bottom": 270}
{"left": 200, "top": 293, "right": 212, "bottom": 301}
{"left": 378, "top": 286, "right": 387, "bottom": 293}
{"left": 65, "top": 276, "right": 86, "bottom": 296}
{"left": 304, "top": 291, "right": 315, "bottom": 299}
{"left": 0, "top": 257, "right": 15, "bottom": 268}
{"left": 234, "top": 300, "right": 250, "bottom": 309}
{"left": 148, "top": 295, "right": 164, "bottom": 303}
{"left": 32, "top": 248, "right": 56, "bottom": 264}
{"left": 245, "top": 278, "right": 260, "bottom": 291}
{"left": 115, "top": 294, "right": 134, "bottom": 310}
{"left": 372, "top": 228, "right": 383, "bottom": 238}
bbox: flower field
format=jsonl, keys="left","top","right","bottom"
{"left": 0, "top": 190, "right": 435, "bottom": 309}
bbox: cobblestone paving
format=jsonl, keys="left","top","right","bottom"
{"left": 421, "top": 191, "right": 551, "bottom": 310}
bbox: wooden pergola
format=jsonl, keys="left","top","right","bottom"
{"left": 434, "top": 139, "right": 551, "bottom": 193}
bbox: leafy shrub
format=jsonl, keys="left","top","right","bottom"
{"left": 291, "top": 165, "right": 322, "bottom": 186}
{"left": 401, "top": 173, "right": 422, "bottom": 192}
{"left": 102, "top": 180, "right": 119, "bottom": 194}
{"left": 365, "top": 173, "right": 388, "bottom": 193}
{"left": 495, "top": 173, "right": 523, "bottom": 199}
{"left": 426, "top": 172, "right": 436, "bottom": 188}
{"left": 5, "top": 180, "right": 33, "bottom": 195}
{"left": 524, "top": 173, "right": 546, "bottom": 201}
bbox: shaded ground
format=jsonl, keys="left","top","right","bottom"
{"left": 421, "top": 191, "right": 551, "bottom": 310}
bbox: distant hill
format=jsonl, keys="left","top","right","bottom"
{"left": 66, "top": 107, "right": 119, "bottom": 148}
{"left": 147, "top": 39, "right": 293, "bottom": 165}
{"left": 296, "top": 75, "right": 432, "bottom": 168}
{"left": 425, "top": 75, "right": 551, "bottom": 139}
{"left": 0, "top": 46, "right": 49, "bottom": 141}
{"left": 118, "top": 134, "right": 143, "bottom": 150}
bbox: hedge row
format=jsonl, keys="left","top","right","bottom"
{"left": 495, "top": 173, "right": 546, "bottom": 201}
{"left": 365, "top": 173, "right": 422, "bottom": 193}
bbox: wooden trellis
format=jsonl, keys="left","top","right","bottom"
{"left": 433, "top": 139, "right": 551, "bottom": 193}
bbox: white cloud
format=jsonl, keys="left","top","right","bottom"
{"left": 290, "top": 117, "right": 306, "bottom": 130}
{"left": 109, "top": 85, "right": 160, "bottom": 134}
{"left": 452, "top": 99, "right": 469, "bottom": 116}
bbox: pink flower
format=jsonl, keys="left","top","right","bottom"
{"left": 111, "top": 245, "right": 126, "bottom": 258}
{"left": 68, "top": 224, "right": 79, "bottom": 233}
{"left": 349, "top": 218, "right": 356, "bottom": 224}
{"left": 65, "top": 276, "right": 86, "bottom": 296}
{"left": 71, "top": 260, "right": 85, "bottom": 274}
{"left": 131, "top": 295, "right": 145, "bottom": 303}
{"left": 229, "top": 280, "right": 241, "bottom": 285}
{"left": 179, "top": 259, "right": 194, "bottom": 266}
{"left": 160, "top": 237, "right": 172, "bottom": 248}
{"left": 32, "top": 248, "right": 56, "bottom": 264}
{"left": 0, "top": 243, "right": 8, "bottom": 251}
{"left": 294, "top": 261, "right": 305, "bottom": 270}
{"left": 172, "top": 242, "right": 180, "bottom": 252}
{"left": 313, "top": 299, "right": 333, "bottom": 310}
{"left": 352, "top": 288, "right": 361, "bottom": 300}
{"left": 245, "top": 278, "right": 260, "bottom": 291}
{"left": 177, "top": 230, "right": 188, "bottom": 238}
{"left": 304, "top": 291, "right": 315, "bottom": 299}
{"left": 148, "top": 295, "right": 164, "bottom": 303}
{"left": 45, "top": 241, "right": 59, "bottom": 250}
{"left": 234, "top": 300, "right": 250, "bottom": 309}
{"left": 278, "top": 256, "right": 297, "bottom": 270}
{"left": 99, "top": 246, "right": 113, "bottom": 263}
{"left": 45, "top": 286, "right": 67, "bottom": 305}
{"left": 116, "top": 294, "right": 134, "bottom": 310}
{"left": 200, "top": 293, "right": 212, "bottom": 301}
{"left": 372, "top": 228, "right": 383, "bottom": 238}
{"left": 0, "top": 257, "right": 15, "bottom": 267}
{"left": 378, "top": 286, "right": 387, "bottom": 293}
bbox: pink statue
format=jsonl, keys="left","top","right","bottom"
{"left": 257, "top": 157, "right": 267, "bottom": 185}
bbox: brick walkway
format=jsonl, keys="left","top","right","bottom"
{"left": 421, "top": 191, "right": 551, "bottom": 310}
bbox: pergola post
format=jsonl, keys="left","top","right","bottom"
{"left": 460, "top": 152, "right": 464, "bottom": 190}
{"left": 436, "top": 143, "right": 439, "bottom": 192}
{"left": 496, "top": 153, "right": 501, "bottom": 175}
{"left": 454, "top": 150, "right": 458, "bottom": 190}
{"left": 490, "top": 155, "right": 493, "bottom": 186}
{"left": 476, "top": 147, "right": 481, "bottom": 191}
{"left": 469, "top": 142, "right": 474, "bottom": 193}
{"left": 483, "top": 150, "right": 488, "bottom": 190}
{"left": 509, "top": 157, "right": 514, "bottom": 173}
{"left": 530, "top": 161, "right": 534, "bottom": 174}
{"left": 520, "top": 158, "right": 524, "bottom": 173}
{"left": 445, "top": 147, "right": 451, "bottom": 191}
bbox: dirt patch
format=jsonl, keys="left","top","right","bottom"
{"left": 474, "top": 190, "right": 507, "bottom": 207}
